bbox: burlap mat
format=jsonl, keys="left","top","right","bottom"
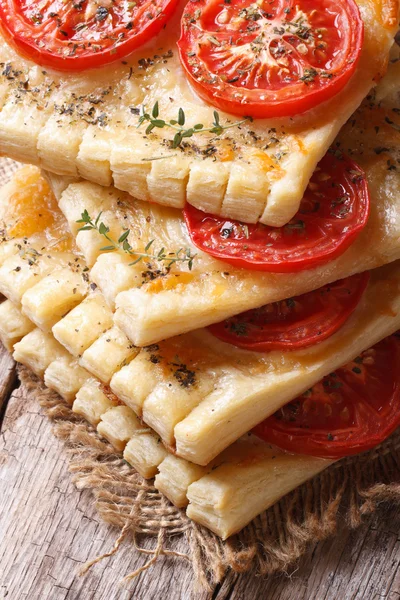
{"left": 4, "top": 157, "right": 400, "bottom": 590}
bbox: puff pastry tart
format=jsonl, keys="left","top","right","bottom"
{"left": 0, "top": 184, "right": 332, "bottom": 537}
{"left": 40, "top": 67, "right": 400, "bottom": 347}
{"left": 4, "top": 291, "right": 400, "bottom": 537}
{"left": 0, "top": 0, "right": 397, "bottom": 225}
{"left": 1, "top": 167, "right": 400, "bottom": 470}
{"left": 0, "top": 268, "right": 399, "bottom": 539}
{"left": 2, "top": 170, "right": 400, "bottom": 537}
{"left": 0, "top": 295, "right": 334, "bottom": 538}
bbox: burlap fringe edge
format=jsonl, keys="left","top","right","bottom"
{"left": 17, "top": 365, "right": 400, "bottom": 591}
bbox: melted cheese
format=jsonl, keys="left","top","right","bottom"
{"left": 0, "top": 165, "right": 75, "bottom": 252}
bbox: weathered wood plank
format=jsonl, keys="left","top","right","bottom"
{"left": 0, "top": 378, "right": 211, "bottom": 600}
{"left": 0, "top": 342, "right": 17, "bottom": 424}
{"left": 210, "top": 515, "right": 400, "bottom": 600}
{"left": 2, "top": 370, "right": 400, "bottom": 599}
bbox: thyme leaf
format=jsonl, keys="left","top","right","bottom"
{"left": 76, "top": 210, "right": 196, "bottom": 270}
{"left": 137, "top": 103, "right": 249, "bottom": 148}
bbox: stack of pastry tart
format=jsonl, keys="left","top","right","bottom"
{"left": 0, "top": 0, "right": 399, "bottom": 538}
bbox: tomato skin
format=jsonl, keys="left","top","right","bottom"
{"left": 0, "top": 0, "right": 179, "bottom": 71}
{"left": 183, "top": 153, "right": 370, "bottom": 272}
{"left": 209, "top": 271, "right": 370, "bottom": 352}
{"left": 253, "top": 335, "right": 400, "bottom": 459}
{"left": 178, "top": 0, "right": 364, "bottom": 118}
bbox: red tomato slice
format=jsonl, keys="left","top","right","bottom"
{"left": 254, "top": 335, "right": 400, "bottom": 459}
{"left": 0, "top": 0, "right": 178, "bottom": 71}
{"left": 208, "top": 271, "right": 369, "bottom": 352}
{"left": 178, "top": 0, "right": 363, "bottom": 118}
{"left": 183, "top": 153, "right": 370, "bottom": 272}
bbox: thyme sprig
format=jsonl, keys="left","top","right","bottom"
{"left": 137, "top": 102, "right": 249, "bottom": 148}
{"left": 77, "top": 210, "right": 196, "bottom": 270}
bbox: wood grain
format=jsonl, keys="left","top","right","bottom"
{"left": 1, "top": 340, "right": 400, "bottom": 600}
{"left": 0, "top": 345, "right": 16, "bottom": 424}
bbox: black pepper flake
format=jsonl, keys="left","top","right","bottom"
{"left": 145, "top": 344, "right": 160, "bottom": 352}
{"left": 96, "top": 6, "right": 109, "bottom": 22}
{"left": 228, "top": 321, "right": 248, "bottom": 336}
{"left": 286, "top": 298, "right": 295, "bottom": 309}
{"left": 173, "top": 364, "right": 196, "bottom": 388}
{"left": 299, "top": 68, "right": 318, "bottom": 84}
{"left": 149, "top": 354, "right": 161, "bottom": 364}
{"left": 373, "top": 147, "right": 390, "bottom": 155}
{"left": 31, "top": 11, "right": 43, "bottom": 24}
{"left": 220, "top": 225, "right": 233, "bottom": 239}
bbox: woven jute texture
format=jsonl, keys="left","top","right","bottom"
{"left": 4, "top": 157, "right": 400, "bottom": 590}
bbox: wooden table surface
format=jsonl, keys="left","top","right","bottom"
{"left": 1, "top": 344, "right": 400, "bottom": 600}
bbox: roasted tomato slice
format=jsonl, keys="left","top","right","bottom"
{"left": 178, "top": 0, "right": 364, "bottom": 118}
{"left": 183, "top": 153, "right": 370, "bottom": 272}
{"left": 254, "top": 335, "right": 400, "bottom": 459}
{"left": 209, "top": 271, "right": 369, "bottom": 352}
{"left": 0, "top": 0, "right": 178, "bottom": 71}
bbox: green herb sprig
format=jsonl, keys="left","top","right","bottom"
{"left": 77, "top": 210, "right": 196, "bottom": 270}
{"left": 137, "top": 102, "right": 248, "bottom": 148}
